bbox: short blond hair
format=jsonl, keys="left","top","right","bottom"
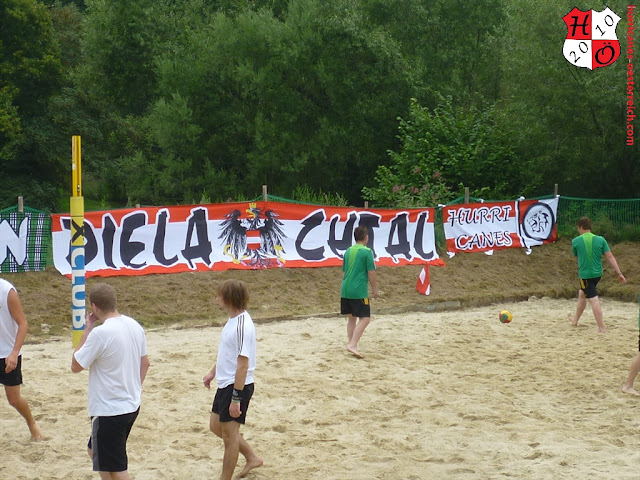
{"left": 89, "top": 283, "right": 117, "bottom": 312}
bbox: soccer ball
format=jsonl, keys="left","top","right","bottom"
{"left": 499, "top": 310, "right": 513, "bottom": 323}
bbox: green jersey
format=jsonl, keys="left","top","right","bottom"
{"left": 341, "top": 244, "right": 375, "bottom": 299}
{"left": 571, "top": 232, "right": 610, "bottom": 279}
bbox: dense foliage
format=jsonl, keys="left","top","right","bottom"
{"left": 0, "top": 0, "right": 637, "bottom": 211}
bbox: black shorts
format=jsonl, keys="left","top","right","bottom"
{"left": 341, "top": 298, "right": 371, "bottom": 318}
{"left": 212, "top": 383, "right": 254, "bottom": 424}
{"left": 88, "top": 408, "right": 139, "bottom": 473}
{"left": 579, "top": 277, "right": 601, "bottom": 299}
{"left": 0, "top": 355, "right": 23, "bottom": 386}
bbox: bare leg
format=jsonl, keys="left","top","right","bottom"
{"left": 623, "top": 352, "right": 640, "bottom": 395}
{"left": 110, "top": 471, "right": 131, "bottom": 479}
{"left": 347, "top": 317, "right": 370, "bottom": 358}
{"left": 569, "top": 290, "right": 587, "bottom": 327}
{"left": 210, "top": 413, "right": 222, "bottom": 438}
{"left": 99, "top": 472, "right": 130, "bottom": 480}
{"left": 210, "top": 414, "right": 262, "bottom": 479}
{"left": 588, "top": 296, "right": 606, "bottom": 333}
{"left": 220, "top": 420, "right": 241, "bottom": 480}
{"left": 236, "top": 433, "right": 263, "bottom": 477}
{"left": 5, "top": 385, "right": 42, "bottom": 441}
{"left": 347, "top": 315, "right": 356, "bottom": 343}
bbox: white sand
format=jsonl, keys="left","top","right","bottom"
{"left": 3, "top": 297, "right": 640, "bottom": 480}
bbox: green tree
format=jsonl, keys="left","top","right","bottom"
{"left": 360, "top": 0, "right": 507, "bottom": 108}
{"left": 78, "top": 0, "right": 164, "bottom": 116}
{"left": 499, "top": 0, "right": 639, "bottom": 198}
{"left": 363, "top": 97, "right": 520, "bottom": 208}
{"left": 0, "top": 0, "right": 64, "bottom": 210}
{"left": 124, "top": 0, "right": 411, "bottom": 205}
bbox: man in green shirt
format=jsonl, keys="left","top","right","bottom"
{"left": 341, "top": 226, "right": 379, "bottom": 359}
{"left": 569, "top": 217, "right": 626, "bottom": 333}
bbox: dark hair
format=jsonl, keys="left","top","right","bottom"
{"left": 89, "top": 283, "right": 117, "bottom": 312}
{"left": 577, "top": 217, "right": 592, "bottom": 230}
{"left": 217, "top": 280, "right": 249, "bottom": 311}
{"left": 354, "top": 226, "right": 369, "bottom": 242}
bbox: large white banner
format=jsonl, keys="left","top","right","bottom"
{"left": 52, "top": 201, "right": 443, "bottom": 277}
{"left": 442, "top": 198, "right": 559, "bottom": 254}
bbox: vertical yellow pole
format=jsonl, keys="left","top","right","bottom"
{"left": 71, "top": 136, "right": 85, "bottom": 347}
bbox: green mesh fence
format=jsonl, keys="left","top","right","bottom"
{"left": 0, "top": 206, "right": 52, "bottom": 272}
{"left": 555, "top": 196, "right": 640, "bottom": 242}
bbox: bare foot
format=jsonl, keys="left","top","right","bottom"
{"left": 568, "top": 314, "right": 578, "bottom": 327}
{"left": 237, "top": 457, "right": 263, "bottom": 477}
{"left": 597, "top": 327, "right": 607, "bottom": 334}
{"left": 622, "top": 385, "right": 640, "bottom": 396}
{"left": 29, "top": 422, "right": 43, "bottom": 441}
{"left": 346, "top": 346, "right": 364, "bottom": 359}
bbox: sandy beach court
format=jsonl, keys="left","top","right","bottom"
{"left": 2, "top": 297, "right": 640, "bottom": 480}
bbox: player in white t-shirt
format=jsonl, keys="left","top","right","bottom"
{"left": 203, "top": 280, "right": 262, "bottom": 480}
{"left": 72, "top": 283, "right": 150, "bottom": 479}
{"left": 0, "top": 278, "right": 42, "bottom": 441}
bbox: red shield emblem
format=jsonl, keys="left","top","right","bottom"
{"left": 562, "top": 7, "right": 621, "bottom": 70}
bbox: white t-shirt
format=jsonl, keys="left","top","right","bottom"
{"left": 74, "top": 315, "right": 147, "bottom": 417}
{"left": 216, "top": 311, "right": 256, "bottom": 389}
{"left": 0, "top": 279, "right": 20, "bottom": 358}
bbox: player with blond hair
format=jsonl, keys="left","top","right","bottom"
{"left": 203, "top": 280, "right": 263, "bottom": 480}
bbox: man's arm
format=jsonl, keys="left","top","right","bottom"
{"left": 203, "top": 364, "right": 216, "bottom": 389}
{"left": 71, "top": 313, "right": 98, "bottom": 373}
{"left": 368, "top": 270, "right": 380, "bottom": 298}
{"left": 229, "top": 355, "right": 249, "bottom": 418}
{"left": 6, "top": 289, "right": 28, "bottom": 373}
{"left": 234, "top": 355, "right": 249, "bottom": 390}
{"left": 140, "top": 355, "right": 150, "bottom": 384}
{"left": 604, "top": 251, "right": 626, "bottom": 284}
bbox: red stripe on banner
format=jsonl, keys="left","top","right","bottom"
{"left": 246, "top": 230, "right": 261, "bottom": 250}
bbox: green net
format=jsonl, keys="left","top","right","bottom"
{"left": 556, "top": 196, "right": 640, "bottom": 242}
{"left": 0, "top": 206, "right": 52, "bottom": 272}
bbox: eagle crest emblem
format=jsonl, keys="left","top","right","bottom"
{"left": 219, "top": 203, "right": 287, "bottom": 268}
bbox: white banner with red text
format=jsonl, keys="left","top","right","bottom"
{"left": 52, "top": 202, "right": 444, "bottom": 277}
{"left": 442, "top": 198, "right": 558, "bottom": 254}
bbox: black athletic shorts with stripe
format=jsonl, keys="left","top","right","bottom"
{"left": 212, "top": 383, "right": 254, "bottom": 424}
{"left": 579, "top": 277, "right": 601, "bottom": 299}
{"left": 87, "top": 408, "right": 139, "bottom": 472}
{"left": 340, "top": 297, "right": 371, "bottom": 318}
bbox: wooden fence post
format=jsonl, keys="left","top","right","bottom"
{"left": 17, "top": 196, "right": 24, "bottom": 213}
{"left": 262, "top": 185, "right": 268, "bottom": 201}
